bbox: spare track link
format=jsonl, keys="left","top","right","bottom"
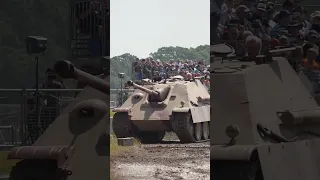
{"left": 112, "top": 112, "right": 132, "bottom": 138}
{"left": 172, "top": 112, "right": 197, "bottom": 143}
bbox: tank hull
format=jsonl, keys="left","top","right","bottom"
{"left": 210, "top": 54, "right": 320, "bottom": 179}
{"left": 113, "top": 79, "right": 210, "bottom": 143}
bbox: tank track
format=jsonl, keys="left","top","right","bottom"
{"left": 172, "top": 112, "right": 209, "bottom": 143}
{"left": 112, "top": 112, "right": 132, "bottom": 138}
{"left": 9, "top": 160, "right": 71, "bottom": 179}
{"left": 211, "top": 154, "right": 263, "bottom": 180}
{"left": 113, "top": 112, "right": 165, "bottom": 143}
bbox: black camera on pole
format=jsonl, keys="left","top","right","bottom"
{"left": 25, "top": 36, "right": 47, "bottom": 54}
{"left": 25, "top": 35, "right": 47, "bottom": 142}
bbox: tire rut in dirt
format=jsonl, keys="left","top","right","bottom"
{"left": 112, "top": 141, "right": 210, "bottom": 180}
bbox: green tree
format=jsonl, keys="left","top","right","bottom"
{"left": 110, "top": 53, "right": 138, "bottom": 89}
{"left": 149, "top": 45, "right": 210, "bottom": 62}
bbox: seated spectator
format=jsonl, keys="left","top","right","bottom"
{"left": 288, "top": 20, "right": 303, "bottom": 44}
{"left": 242, "top": 31, "right": 253, "bottom": 40}
{"left": 307, "top": 30, "right": 320, "bottom": 46}
{"left": 310, "top": 11, "right": 320, "bottom": 33}
{"left": 235, "top": 5, "right": 251, "bottom": 31}
{"left": 245, "top": 35, "right": 262, "bottom": 57}
{"left": 282, "top": 0, "right": 294, "bottom": 13}
{"left": 270, "top": 10, "right": 292, "bottom": 38}
{"left": 279, "top": 36, "right": 290, "bottom": 46}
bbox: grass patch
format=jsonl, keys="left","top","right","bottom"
{"left": 110, "top": 110, "right": 115, "bottom": 118}
{"left": 110, "top": 134, "right": 140, "bottom": 180}
{"left": 0, "top": 151, "right": 18, "bottom": 175}
{"left": 110, "top": 134, "right": 140, "bottom": 156}
{"left": 110, "top": 134, "right": 126, "bottom": 156}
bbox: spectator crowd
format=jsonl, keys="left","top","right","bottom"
{"left": 212, "top": 0, "right": 320, "bottom": 91}
{"left": 132, "top": 57, "right": 210, "bottom": 88}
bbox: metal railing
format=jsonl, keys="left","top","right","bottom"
{"left": 0, "top": 89, "right": 82, "bottom": 147}
{"left": 0, "top": 88, "right": 134, "bottom": 147}
{"left": 70, "top": 0, "right": 109, "bottom": 58}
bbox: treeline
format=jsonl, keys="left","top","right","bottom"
{"left": 110, "top": 45, "right": 210, "bottom": 89}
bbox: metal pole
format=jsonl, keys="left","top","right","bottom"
{"left": 120, "top": 78, "right": 123, "bottom": 104}
{"left": 20, "top": 88, "right": 26, "bottom": 145}
{"left": 35, "top": 57, "right": 41, "bottom": 136}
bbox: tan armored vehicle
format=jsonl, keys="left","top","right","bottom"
{"left": 113, "top": 76, "right": 210, "bottom": 143}
{"left": 7, "top": 60, "right": 109, "bottom": 180}
{"left": 210, "top": 44, "right": 320, "bottom": 180}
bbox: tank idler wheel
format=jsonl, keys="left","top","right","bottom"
{"left": 112, "top": 112, "right": 132, "bottom": 138}
{"left": 136, "top": 131, "right": 165, "bottom": 144}
{"left": 194, "top": 123, "right": 202, "bottom": 141}
{"left": 172, "top": 112, "right": 196, "bottom": 143}
{"left": 201, "top": 122, "right": 209, "bottom": 140}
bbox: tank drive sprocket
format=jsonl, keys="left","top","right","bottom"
{"left": 112, "top": 112, "right": 132, "bottom": 138}
{"left": 172, "top": 112, "right": 197, "bottom": 143}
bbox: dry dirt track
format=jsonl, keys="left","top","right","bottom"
{"left": 111, "top": 133, "right": 210, "bottom": 180}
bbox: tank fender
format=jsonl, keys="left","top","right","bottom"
{"left": 190, "top": 106, "right": 210, "bottom": 123}
{"left": 211, "top": 145, "right": 257, "bottom": 161}
{"left": 256, "top": 139, "right": 320, "bottom": 180}
{"left": 172, "top": 107, "right": 190, "bottom": 113}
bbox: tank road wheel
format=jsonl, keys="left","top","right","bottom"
{"left": 172, "top": 112, "right": 196, "bottom": 143}
{"left": 194, "top": 123, "right": 202, "bottom": 141}
{"left": 208, "top": 122, "right": 210, "bottom": 138}
{"left": 201, "top": 122, "right": 209, "bottom": 140}
{"left": 112, "top": 112, "right": 132, "bottom": 138}
{"left": 136, "top": 131, "right": 165, "bottom": 144}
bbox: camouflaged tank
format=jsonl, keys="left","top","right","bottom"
{"left": 7, "top": 60, "right": 110, "bottom": 180}
{"left": 112, "top": 76, "right": 210, "bottom": 143}
{"left": 210, "top": 44, "right": 320, "bottom": 180}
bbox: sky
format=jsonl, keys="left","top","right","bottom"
{"left": 110, "top": 0, "right": 210, "bottom": 58}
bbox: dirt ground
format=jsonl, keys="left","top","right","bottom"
{"left": 111, "top": 133, "right": 210, "bottom": 180}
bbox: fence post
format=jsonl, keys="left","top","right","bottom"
{"left": 21, "top": 88, "right": 27, "bottom": 145}
{"left": 11, "top": 126, "right": 14, "bottom": 145}
{"left": 57, "top": 91, "right": 61, "bottom": 116}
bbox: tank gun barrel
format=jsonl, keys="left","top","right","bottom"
{"left": 54, "top": 60, "right": 109, "bottom": 94}
{"left": 127, "top": 80, "right": 158, "bottom": 96}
